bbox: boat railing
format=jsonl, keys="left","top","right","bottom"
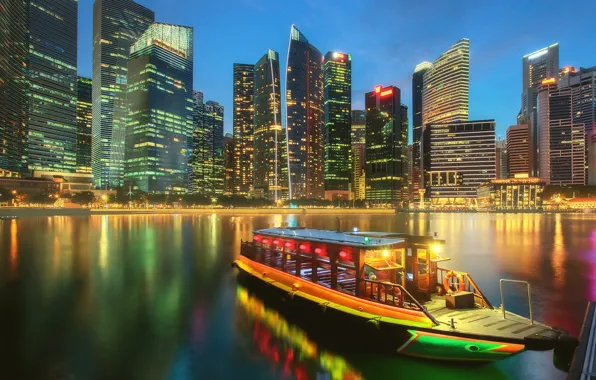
{"left": 437, "top": 267, "right": 493, "bottom": 309}
{"left": 500, "top": 279, "right": 533, "bottom": 325}
{"left": 363, "top": 278, "right": 439, "bottom": 326}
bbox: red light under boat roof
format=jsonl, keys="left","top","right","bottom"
{"left": 253, "top": 235, "right": 262, "bottom": 242}
{"left": 285, "top": 242, "right": 294, "bottom": 248}
{"left": 299, "top": 244, "right": 309, "bottom": 251}
{"left": 262, "top": 238, "right": 269, "bottom": 244}
{"left": 339, "top": 250, "right": 348, "bottom": 259}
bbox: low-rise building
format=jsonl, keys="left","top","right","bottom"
{"left": 477, "top": 175, "right": 544, "bottom": 211}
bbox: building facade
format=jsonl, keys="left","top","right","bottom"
{"left": 365, "top": 86, "right": 408, "bottom": 205}
{"left": 323, "top": 51, "right": 352, "bottom": 200}
{"left": 124, "top": 23, "right": 193, "bottom": 194}
{"left": 189, "top": 92, "right": 224, "bottom": 196}
{"left": 77, "top": 77, "right": 93, "bottom": 174}
{"left": 422, "top": 39, "right": 469, "bottom": 126}
{"left": 422, "top": 120, "right": 496, "bottom": 203}
{"left": 538, "top": 80, "right": 585, "bottom": 185}
{"left": 92, "top": 0, "right": 155, "bottom": 188}
{"left": 477, "top": 176, "right": 544, "bottom": 211}
{"left": 223, "top": 133, "right": 234, "bottom": 196}
{"left": 285, "top": 25, "right": 324, "bottom": 200}
{"left": 351, "top": 110, "right": 366, "bottom": 201}
{"left": 0, "top": 0, "right": 78, "bottom": 175}
{"left": 232, "top": 64, "right": 255, "bottom": 196}
{"left": 254, "top": 50, "right": 287, "bottom": 201}
{"left": 496, "top": 139, "right": 508, "bottom": 179}
{"left": 411, "top": 62, "right": 432, "bottom": 198}
{"left": 506, "top": 124, "right": 531, "bottom": 177}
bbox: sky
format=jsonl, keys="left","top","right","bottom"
{"left": 78, "top": 0, "right": 596, "bottom": 140}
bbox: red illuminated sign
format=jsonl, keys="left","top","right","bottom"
{"left": 380, "top": 89, "right": 393, "bottom": 97}
{"left": 375, "top": 86, "right": 381, "bottom": 94}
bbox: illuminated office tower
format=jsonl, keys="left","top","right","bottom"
{"left": 411, "top": 61, "right": 432, "bottom": 198}
{"left": 285, "top": 25, "right": 324, "bottom": 200}
{"left": 189, "top": 92, "right": 224, "bottom": 196}
{"left": 77, "top": 77, "right": 93, "bottom": 174}
{"left": 124, "top": 23, "right": 193, "bottom": 193}
{"left": 223, "top": 133, "right": 234, "bottom": 195}
{"left": 323, "top": 51, "right": 352, "bottom": 200}
{"left": 351, "top": 110, "right": 366, "bottom": 201}
{"left": 506, "top": 124, "right": 531, "bottom": 177}
{"left": 92, "top": 0, "right": 155, "bottom": 188}
{"left": 254, "top": 50, "right": 287, "bottom": 201}
{"left": 495, "top": 139, "right": 508, "bottom": 179}
{"left": 422, "top": 120, "right": 496, "bottom": 202}
{"left": 233, "top": 64, "right": 255, "bottom": 195}
{"left": 537, "top": 79, "right": 585, "bottom": 185}
{"left": 365, "top": 86, "right": 408, "bottom": 205}
{"left": 0, "top": 0, "right": 78, "bottom": 175}
{"left": 400, "top": 104, "right": 410, "bottom": 200}
{"left": 422, "top": 39, "right": 469, "bottom": 126}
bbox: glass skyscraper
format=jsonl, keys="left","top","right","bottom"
{"left": 0, "top": 0, "right": 78, "bottom": 175}
{"left": 285, "top": 25, "right": 324, "bottom": 200}
{"left": 323, "top": 51, "right": 352, "bottom": 200}
{"left": 92, "top": 0, "right": 155, "bottom": 189}
{"left": 233, "top": 64, "right": 255, "bottom": 196}
{"left": 254, "top": 50, "right": 287, "bottom": 201}
{"left": 351, "top": 110, "right": 366, "bottom": 201}
{"left": 365, "top": 86, "right": 408, "bottom": 205}
{"left": 77, "top": 77, "right": 93, "bottom": 174}
{"left": 124, "top": 23, "right": 194, "bottom": 193}
{"left": 411, "top": 61, "right": 432, "bottom": 198}
{"left": 422, "top": 39, "right": 469, "bottom": 126}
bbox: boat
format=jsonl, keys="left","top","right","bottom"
{"left": 233, "top": 227, "right": 578, "bottom": 364}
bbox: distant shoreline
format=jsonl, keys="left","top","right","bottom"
{"left": 0, "top": 207, "right": 583, "bottom": 217}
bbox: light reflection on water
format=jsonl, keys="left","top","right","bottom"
{"left": 0, "top": 212, "right": 593, "bottom": 379}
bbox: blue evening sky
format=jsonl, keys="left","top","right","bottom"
{"left": 78, "top": 0, "right": 596, "bottom": 139}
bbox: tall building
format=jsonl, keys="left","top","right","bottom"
{"left": 323, "top": 51, "right": 352, "bottom": 200}
{"left": 351, "top": 110, "right": 366, "bottom": 200}
{"left": 223, "top": 133, "right": 234, "bottom": 196}
{"left": 0, "top": 0, "right": 78, "bottom": 175}
{"left": 400, "top": 104, "right": 410, "bottom": 200}
{"left": 285, "top": 25, "right": 324, "bottom": 200}
{"left": 254, "top": 50, "right": 287, "bottom": 201}
{"left": 92, "top": 0, "right": 155, "bottom": 189}
{"left": 559, "top": 66, "right": 596, "bottom": 184}
{"left": 496, "top": 139, "right": 508, "bottom": 179}
{"left": 422, "top": 39, "right": 469, "bottom": 126}
{"left": 365, "top": 86, "right": 408, "bottom": 205}
{"left": 506, "top": 124, "right": 531, "bottom": 177}
{"left": 519, "top": 43, "right": 559, "bottom": 176}
{"left": 124, "top": 23, "right": 194, "bottom": 193}
{"left": 411, "top": 62, "right": 432, "bottom": 198}
{"left": 537, "top": 79, "right": 585, "bottom": 185}
{"left": 422, "top": 120, "right": 496, "bottom": 202}
{"left": 351, "top": 110, "right": 366, "bottom": 201}
{"left": 77, "top": 77, "right": 93, "bottom": 174}
{"left": 232, "top": 64, "right": 255, "bottom": 196}
{"left": 189, "top": 92, "right": 224, "bottom": 196}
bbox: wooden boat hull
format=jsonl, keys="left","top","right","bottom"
{"left": 234, "top": 256, "right": 526, "bottom": 363}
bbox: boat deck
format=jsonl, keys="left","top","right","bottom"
{"left": 425, "top": 294, "right": 558, "bottom": 341}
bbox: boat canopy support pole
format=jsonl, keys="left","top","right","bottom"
{"left": 499, "top": 279, "right": 533, "bottom": 325}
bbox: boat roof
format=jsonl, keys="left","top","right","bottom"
{"left": 253, "top": 227, "right": 405, "bottom": 248}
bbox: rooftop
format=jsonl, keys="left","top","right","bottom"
{"left": 253, "top": 228, "right": 404, "bottom": 248}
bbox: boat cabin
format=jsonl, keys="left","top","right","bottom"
{"left": 241, "top": 227, "right": 449, "bottom": 303}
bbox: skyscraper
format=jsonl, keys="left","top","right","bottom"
{"left": 365, "top": 86, "right": 408, "bottom": 205}
{"left": 537, "top": 79, "right": 585, "bottom": 185}
{"left": 519, "top": 43, "right": 559, "bottom": 176}
{"left": 0, "top": 0, "right": 78, "bottom": 175}
{"left": 422, "top": 120, "right": 496, "bottom": 202}
{"left": 411, "top": 62, "right": 432, "bottom": 198}
{"left": 232, "top": 64, "right": 255, "bottom": 196}
{"left": 422, "top": 39, "right": 469, "bottom": 126}
{"left": 223, "top": 133, "right": 234, "bottom": 196}
{"left": 124, "top": 23, "right": 194, "bottom": 193}
{"left": 285, "top": 25, "right": 324, "bottom": 200}
{"left": 400, "top": 104, "right": 410, "bottom": 200}
{"left": 254, "top": 50, "right": 287, "bottom": 201}
{"left": 323, "top": 51, "right": 352, "bottom": 200}
{"left": 92, "top": 0, "right": 155, "bottom": 189}
{"left": 495, "top": 139, "right": 508, "bottom": 179}
{"left": 77, "top": 77, "right": 93, "bottom": 174}
{"left": 189, "top": 93, "right": 224, "bottom": 196}
{"left": 351, "top": 110, "right": 366, "bottom": 201}
{"left": 506, "top": 124, "right": 531, "bottom": 177}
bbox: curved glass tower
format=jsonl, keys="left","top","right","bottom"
{"left": 285, "top": 25, "right": 324, "bottom": 200}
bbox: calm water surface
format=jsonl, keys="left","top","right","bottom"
{"left": 0, "top": 213, "right": 594, "bottom": 379}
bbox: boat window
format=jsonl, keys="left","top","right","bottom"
{"left": 336, "top": 266, "right": 356, "bottom": 295}
{"left": 315, "top": 249, "right": 331, "bottom": 289}
{"left": 299, "top": 249, "right": 313, "bottom": 281}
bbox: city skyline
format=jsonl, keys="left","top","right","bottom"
{"left": 77, "top": 1, "right": 596, "bottom": 139}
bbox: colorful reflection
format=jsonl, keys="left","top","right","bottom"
{"left": 236, "top": 286, "right": 362, "bottom": 380}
